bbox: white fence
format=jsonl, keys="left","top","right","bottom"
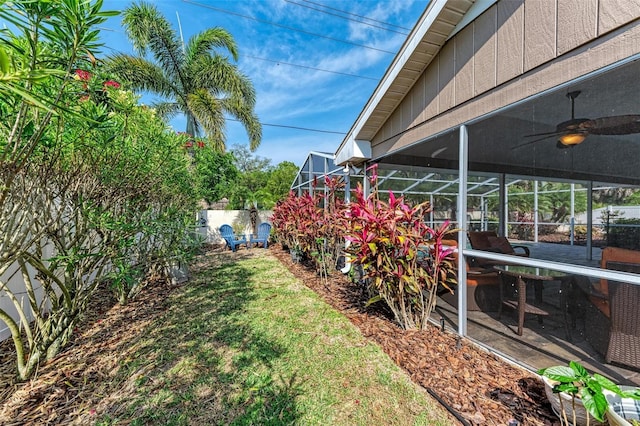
{"left": 0, "top": 209, "right": 273, "bottom": 342}
{"left": 0, "top": 244, "right": 54, "bottom": 342}
{"left": 196, "top": 209, "right": 273, "bottom": 244}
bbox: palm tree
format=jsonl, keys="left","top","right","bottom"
{"left": 107, "top": 1, "right": 261, "bottom": 151}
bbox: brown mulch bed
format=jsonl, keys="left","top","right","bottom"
{"left": 269, "top": 244, "right": 561, "bottom": 426}
{"left": 0, "top": 273, "right": 182, "bottom": 425}
{"left": 0, "top": 243, "right": 561, "bottom": 425}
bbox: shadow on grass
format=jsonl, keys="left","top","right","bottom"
{"left": 99, "top": 252, "right": 303, "bottom": 425}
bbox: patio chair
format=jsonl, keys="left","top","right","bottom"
{"left": 436, "top": 239, "right": 502, "bottom": 312}
{"left": 583, "top": 247, "right": 640, "bottom": 370}
{"left": 220, "top": 224, "right": 247, "bottom": 252}
{"left": 250, "top": 223, "right": 271, "bottom": 248}
{"left": 467, "top": 231, "right": 530, "bottom": 267}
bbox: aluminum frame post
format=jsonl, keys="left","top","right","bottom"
{"left": 458, "top": 125, "right": 469, "bottom": 336}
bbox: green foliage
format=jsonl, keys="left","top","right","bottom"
{"left": 231, "top": 144, "right": 271, "bottom": 173}
{"left": 609, "top": 218, "right": 640, "bottom": 250}
{"left": 265, "top": 161, "right": 298, "bottom": 204}
{"left": 192, "top": 145, "right": 239, "bottom": 204}
{"left": 271, "top": 165, "right": 457, "bottom": 330}
{"left": 226, "top": 146, "right": 297, "bottom": 209}
{"left": 486, "top": 181, "right": 588, "bottom": 225}
{"left": 345, "top": 166, "right": 457, "bottom": 330}
{"left": 539, "top": 361, "right": 640, "bottom": 424}
{"left": 0, "top": 1, "right": 202, "bottom": 380}
{"left": 107, "top": 1, "right": 261, "bottom": 151}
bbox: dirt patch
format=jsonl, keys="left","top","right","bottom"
{"left": 270, "top": 245, "right": 561, "bottom": 426}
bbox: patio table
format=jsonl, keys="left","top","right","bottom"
{"left": 493, "top": 265, "right": 571, "bottom": 339}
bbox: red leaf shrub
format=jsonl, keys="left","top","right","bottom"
{"left": 271, "top": 166, "right": 456, "bottom": 330}
{"left": 345, "top": 170, "right": 456, "bottom": 330}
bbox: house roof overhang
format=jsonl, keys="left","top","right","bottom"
{"left": 334, "top": 0, "right": 481, "bottom": 166}
{"left": 334, "top": 0, "right": 640, "bottom": 188}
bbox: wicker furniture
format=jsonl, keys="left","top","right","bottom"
{"left": 494, "top": 265, "right": 568, "bottom": 337}
{"left": 467, "top": 231, "right": 530, "bottom": 267}
{"left": 436, "top": 239, "right": 502, "bottom": 312}
{"left": 584, "top": 247, "right": 640, "bottom": 370}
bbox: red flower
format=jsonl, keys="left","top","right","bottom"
{"left": 196, "top": 140, "right": 205, "bottom": 148}
{"left": 74, "top": 69, "right": 91, "bottom": 81}
{"left": 103, "top": 80, "right": 120, "bottom": 89}
{"left": 184, "top": 141, "right": 193, "bottom": 148}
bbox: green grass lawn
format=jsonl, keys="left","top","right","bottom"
{"left": 96, "top": 249, "right": 451, "bottom": 425}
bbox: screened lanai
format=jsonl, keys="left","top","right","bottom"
{"left": 292, "top": 151, "right": 627, "bottom": 248}
{"left": 292, "top": 61, "right": 640, "bottom": 384}
{"left": 301, "top": 0, "right": 640, "bottom": 386}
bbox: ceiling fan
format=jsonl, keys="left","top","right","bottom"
{"left": 513, "top": 90, "right": 640, "bottom": 150}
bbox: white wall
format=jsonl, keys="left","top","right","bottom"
{"left": 575, "top": 206, "right": 640, "bottom": 225}
{"left": 196, "top": 210, "right": 273, "bottom": 244}
{"left": 0, "top": 243, "right": 54, "bottom": 342}
{"left": 0, "top": 210, "right": 273, "bottom": 342}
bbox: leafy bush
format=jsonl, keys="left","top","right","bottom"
{"left": 0, "top": 1, "right": 201, "bottom": 380}
{"left": 608, "top": 218, "right": 640, "bottom": 250}
{"left": 272, "top": 166, "right": 457, "bottom": 330}
{"left": 345, "top": 166, "right": 456, "bottom": 330}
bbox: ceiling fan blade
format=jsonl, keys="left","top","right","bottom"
{"left": 523, "top": 130, "right": 561, "bottom": 138}
{"left": 512, "top": 134, "right": 557, "bottom": 150}
{"left": 579, "top": 115, "right": 640, "bottom": 135}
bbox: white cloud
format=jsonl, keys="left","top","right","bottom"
{"left": 101, "top": 0, "right": 428, "bottom": 165}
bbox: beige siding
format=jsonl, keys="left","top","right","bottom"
{"left": 400, "top": 92, "right": 412, "bottom": 132}
{"left": 455, "top": 23, "right": 475, "bottom": 104}
{"left": 524, "top": 0, "right": 556, "bottom": 71}
{"left": 390, "top": 107, "right": 401, "bottom": 142}
{"left": 369, "top": 0, "right": 640, "bottom": 150}
{"left": 372, "top": 20, "right": 640, "bottom": 157}
{"left": 410, "top": 74, "right": 426, "bottom": 127}
{"left": 474, "top": 6, "right": 497, "bottom": 95}
{"left": 424, "top": 59, "right": 440, "bottom": 118}
{"left": 438, "top": 41, "right": 456, "bottom": 112}
{"left": 598, "top": 0, "right": 640, "bottom": 34}
{"left": 557, "top": 0, "right": 597, "bottom": 55}
{"left": 496, "top": 0, "right": 524, "bottom": 84}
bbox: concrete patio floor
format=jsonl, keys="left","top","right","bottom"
{"left": 434, "top": 241, "right": 640, "bottom": 386}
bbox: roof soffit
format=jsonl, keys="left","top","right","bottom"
{"left": 345, "top": 0, "right": 476, "bottom": 147}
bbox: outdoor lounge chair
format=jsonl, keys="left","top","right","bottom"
{"left": 467, "top": 231, "right": 530, "bottom": 267}
{"left": 250, "top": 223, "right": 271, "bottom": 248}
{"left": 583, "top": 247, "right": 640, "bottom": 370}
{"left": 436, "top": 239, "right": 502, "bottom": 312}
{"left": 220, "top": 224, "right": 247, "bottom": 252}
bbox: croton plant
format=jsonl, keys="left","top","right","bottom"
{"left": 271, "top": 165, "right": 457, "bottom": 330}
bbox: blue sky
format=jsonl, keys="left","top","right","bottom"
{"left": 99, "top": 0, "right": 428, "bottom": 167}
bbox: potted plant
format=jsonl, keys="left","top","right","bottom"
{"left": 539, "top": 361, "right": 640, "bottom": 426}
{"left": 604, "top": 385, "right": 640, "bottom": 426}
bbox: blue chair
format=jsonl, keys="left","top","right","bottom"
{"left": 250, "top": 223, "right": 272, "bottom": 248}
{"left": 220, "top": 224, "right": 247, "bottom": 252}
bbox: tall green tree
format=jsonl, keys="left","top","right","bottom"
{"left": 192, "top": 147, "right": 239, "bottom": 204}
{"left": 107, "top": 1, "right": 261, "bottom": 151}
{"left": 265, "top": 161, "right": 298, "bottom": 201}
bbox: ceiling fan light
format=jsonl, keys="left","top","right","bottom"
{"left": 559, "top": 132, "right": 587, "bottom": 146}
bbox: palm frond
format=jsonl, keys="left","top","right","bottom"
{"left": 185, "top": 27, "right": 239, "bottom": 65}
{"left": 121, "top": 1, "right": 186, "bottom": 87}
{"left": 189, "top": 55, "right": 256, "bottom": 108}
{"left": 105, "top": 53, "right": 181, "bottom": 102}
{"left": 220, "top": 97, "right": 262, "bottom": 151}
{"left": 151, "top": 102, "right": 181, "bottom": 122}
{"left": 187, "top": 89, "right": 226, "bottom": 151}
